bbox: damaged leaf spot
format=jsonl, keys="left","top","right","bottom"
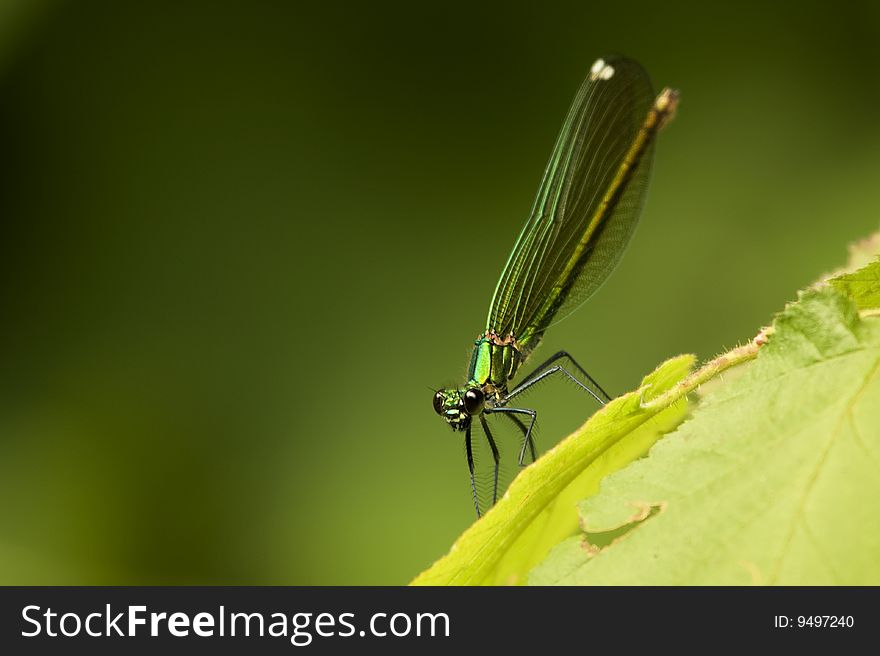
{"left": 582, "top": 501, "right": 665, "bottom": 551}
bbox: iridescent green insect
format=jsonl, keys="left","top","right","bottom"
{"left": 432, "top": 56, "right": 679, "bottom": 517}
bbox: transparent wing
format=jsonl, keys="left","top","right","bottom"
{"left": 486, "top": 56, "right": 656, "bottom": 352}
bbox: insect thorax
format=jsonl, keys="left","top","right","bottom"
{"left": 466, "top": 330, "right": 523, "bottom": 401}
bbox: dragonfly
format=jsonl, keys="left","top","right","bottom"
{"left": 432, "top": 56, "right": 679, "bottom": 517}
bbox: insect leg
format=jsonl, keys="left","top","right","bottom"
{"left": 479, "top": 415, "right": 501, "bottom": 506}
{"left": 516, "top": 350, "right": 611, "bottom": 403}
{"left": 500, "top": 412, "right": 537, "bottom": 464}
{"left": 465, "top": 425, "right": 480, "bottom": 518}
{"left": 486, "top": 406, "right": 537, "bottom": 467}
{"left": 506, "top": 364, "right": 606, "bottom": 406}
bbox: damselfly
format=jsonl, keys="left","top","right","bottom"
{"left": 432, "top": 56, "right": 679, "bottom": 517}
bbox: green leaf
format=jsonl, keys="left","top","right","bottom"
{"left": 830, "top": 258, "right": 880, "bottom": 310}
{"left": 529, "top": 287, "right": 880, "bottom": 585}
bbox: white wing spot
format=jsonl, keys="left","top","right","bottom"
{"left": 590, "top": 58, "right": 615, "bottom": 81}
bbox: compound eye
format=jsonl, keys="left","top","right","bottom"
{"left": 432, "top": 391, "right": 445, "bottom": 415}
{"left": 463, "top": 388, "right": 485, "bottom": 415}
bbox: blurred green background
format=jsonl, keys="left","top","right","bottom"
{"left": 1, "top": 0, "right": 879, "bottom": 584}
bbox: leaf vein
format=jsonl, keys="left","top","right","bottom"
{"left": 768, "top": 351, "right": 880, "bottom": 584}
